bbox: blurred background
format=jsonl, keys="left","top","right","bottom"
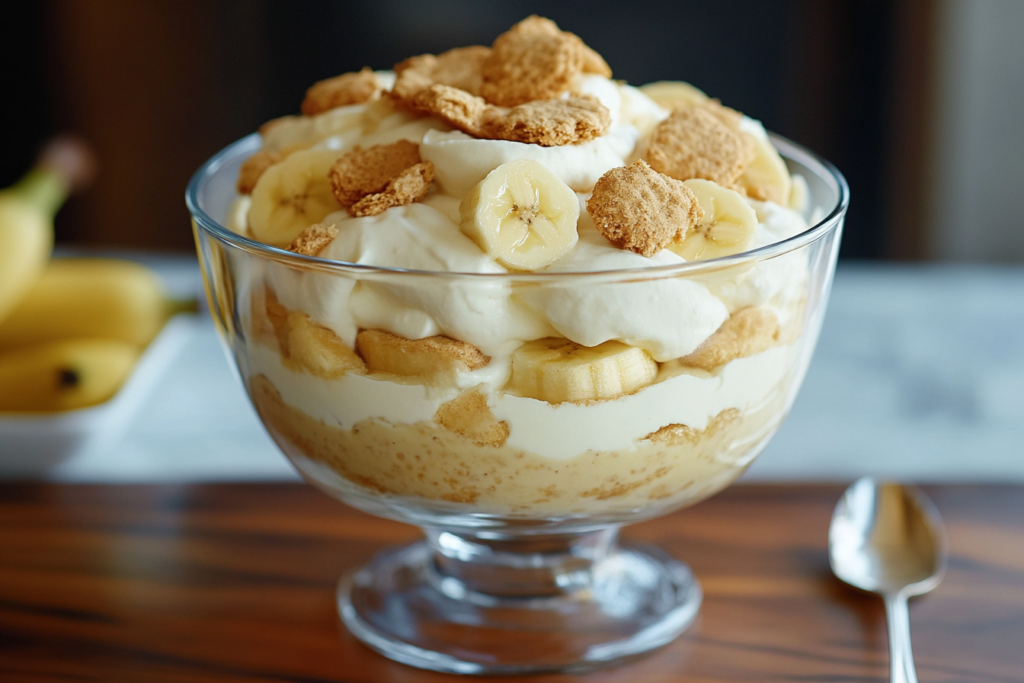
{"left": 2, "top": 0, "right": 1022, "bottom": 261}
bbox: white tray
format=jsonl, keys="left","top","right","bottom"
{"left": 0, "top": 315, "right": 192, "bottom": 478}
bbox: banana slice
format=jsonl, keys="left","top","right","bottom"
{"left": 248, "top": 149, "right": 341, "bottom": 247}
{"left": 509, "top": 337, "right": 658, "bottom": 404}
{"left": 738, "top": 133, "right": 791, "bottom": 205}
{"left": 286, "top": 312, "right": 365, "bottom": 379}
{"left": 459, "top": 159, "right": 579, "bottom": 271}
{"left": 638, "top": 81, "right": 709, "bottom": 109}
{"left": 670, "top": 179, "right": 757, "bottom": 261}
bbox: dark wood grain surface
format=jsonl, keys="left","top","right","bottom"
{"left": 0, "top": 483, "right": 1021, "bottom": 682}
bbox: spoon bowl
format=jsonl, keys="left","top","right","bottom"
{"left": 828, "top": 478, "right": 947, "bottom": 683}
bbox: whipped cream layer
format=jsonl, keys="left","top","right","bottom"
{"left": 248, "top": 341, "right": 797, "bottom": 460}
{"left": 248, "top": 74, "right": 811, "bottom": 378}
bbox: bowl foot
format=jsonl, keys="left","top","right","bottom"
{"left": 338, "top": 533, "right": 701, "bottom": 674}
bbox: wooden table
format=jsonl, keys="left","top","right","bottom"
{"left": 1, "top": 484, "right": 1021, "bottom": 682}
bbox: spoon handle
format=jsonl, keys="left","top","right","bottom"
{"left": 884, "top": 592, "right": 918, "bottom": 683}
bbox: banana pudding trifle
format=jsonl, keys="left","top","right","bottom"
{"left": 190, "top": 14, "right": 847, "bottom": 674}
{"left": 232, "top": 17, "right": 814, "bottom": 520}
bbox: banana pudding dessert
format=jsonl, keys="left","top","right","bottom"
{"left": 230, "top": 16, "right": 813, "bottom": 517}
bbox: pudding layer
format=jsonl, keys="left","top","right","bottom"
{"left": 249, "top": 366, "right": 792, "bottom": 517}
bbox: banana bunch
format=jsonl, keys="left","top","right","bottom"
{"left": 0, "top": 258, "right": 192, "bottom": 412}
{"left": 0, "top": 139, "right": 191, "bottom": 412}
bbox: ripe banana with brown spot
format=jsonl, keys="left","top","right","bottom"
{"left": 0, "top": 339, "right": 138, "bottom": 412}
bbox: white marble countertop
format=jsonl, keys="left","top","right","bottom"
{"left": 4, "top": 254, "right": 1023, "bottom": 483}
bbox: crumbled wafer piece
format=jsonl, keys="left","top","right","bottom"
{"left": 286, "top": 312, "right": 366, "bottom": 378}
{"left": 396, "top": 84, "right": 610, "bottom": 146}
{"left": 301, "top": 67, "right": 381, "bottom": 116}
{"left": 677, "top": 307, "right": 780, "bottom": 371}
{"left": 393, "top": 46, "right": 491, "bottom": 104}
{"left": 328, "top": 140, "right": 422, "bottom": 207}
{"left": 643, "top": 408, "right": 740, "bottom": 445}
{"left": 287, "top": 223, "right": 338, "bottom": 256}
{"left": 237, "top": 149, "right": 281, "bottom": 195}
{"left": 357, "top": 329, "right": 490, "bottom": 378}
{"left": 587, "top": 160, "right": 703, "bottom": 257}
{"left": 486, "top": 95, "right": 611, "bottom": 146}
{"left": 350, "top": 162, "right": 435, "bottom": 217}
{"left": 390, "top": 20, "right": 607, "bottom": 111}
{"left": 646, "top": 103, "right": 755, "bottom": 186}
{"left": 411, "top": 85, "right": 492, "bottom": 137}
{"left": 481, "top": 16, "right": 583, "bottom": 107}
{"left": 435, "top": 388, "right": 510, "bottom": 447}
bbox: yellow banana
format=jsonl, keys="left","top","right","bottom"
{"left": 0, "top": 258, "right": 193, "bottom": 351}
{"left": 0, "top": 338, "right": 138, "bottom": 412}
{"left": 0, "top": 171, "right": 61, "bottom": 323}
{"left": 0, "top": 137, "right": 93, "bottom": 325}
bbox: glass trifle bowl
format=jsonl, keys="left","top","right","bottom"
{"left": 187, "top": 14, "right": 847, "bottom": 669}
{"left": 187, "top": 127, "right": 846, "bottom": 673}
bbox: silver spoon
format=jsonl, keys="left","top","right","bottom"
{"left": 828, "top": 478, "right": 947, "bottom": 683}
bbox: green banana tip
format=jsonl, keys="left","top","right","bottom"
{"left": 166, "top": 297, "right": 201, "bottom": 317}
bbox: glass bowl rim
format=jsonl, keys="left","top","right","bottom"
{"left": 186, "top": 131, "right": 849, "bottom": 283}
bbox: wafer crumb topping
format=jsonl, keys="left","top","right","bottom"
{"left": 487, "top": 95, "right": 611, "bottom": 146}
{"left": 385, "top": 17, "right": 611, "bottom": 146}
{"left": 587, "top": 160, "right": 703, "bottom": 257}
{"left": 287, "top": 223, "right": 339, "bottom": 256}
{"left": 646, "top": 103, "right": 755, "bottom": 186}
{"left": 481, "top": 16, "right": 588, "bottom": 107}
{"left": 407, "top": 84, "right": 492, "bottom": 136}
{"left": 395, "top": 83, "right": 610, "bottom": 146}
{"left": 301, "top": 67, "right": 381, "bottom": 116}
{"left": 328, "top": 139, "right": 424, "bottom": 208}
{"left": 235, "top": 15, "right": 789, "bottom": 270}
{"left": 350, "top": 161, "right": 435, "bottom": 217}
{"left": 393, "top": 46, "right": 490, "bottom": 102}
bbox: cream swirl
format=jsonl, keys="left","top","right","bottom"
{"left": 420, "top": 126, "right": 639, "bottom": 198}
